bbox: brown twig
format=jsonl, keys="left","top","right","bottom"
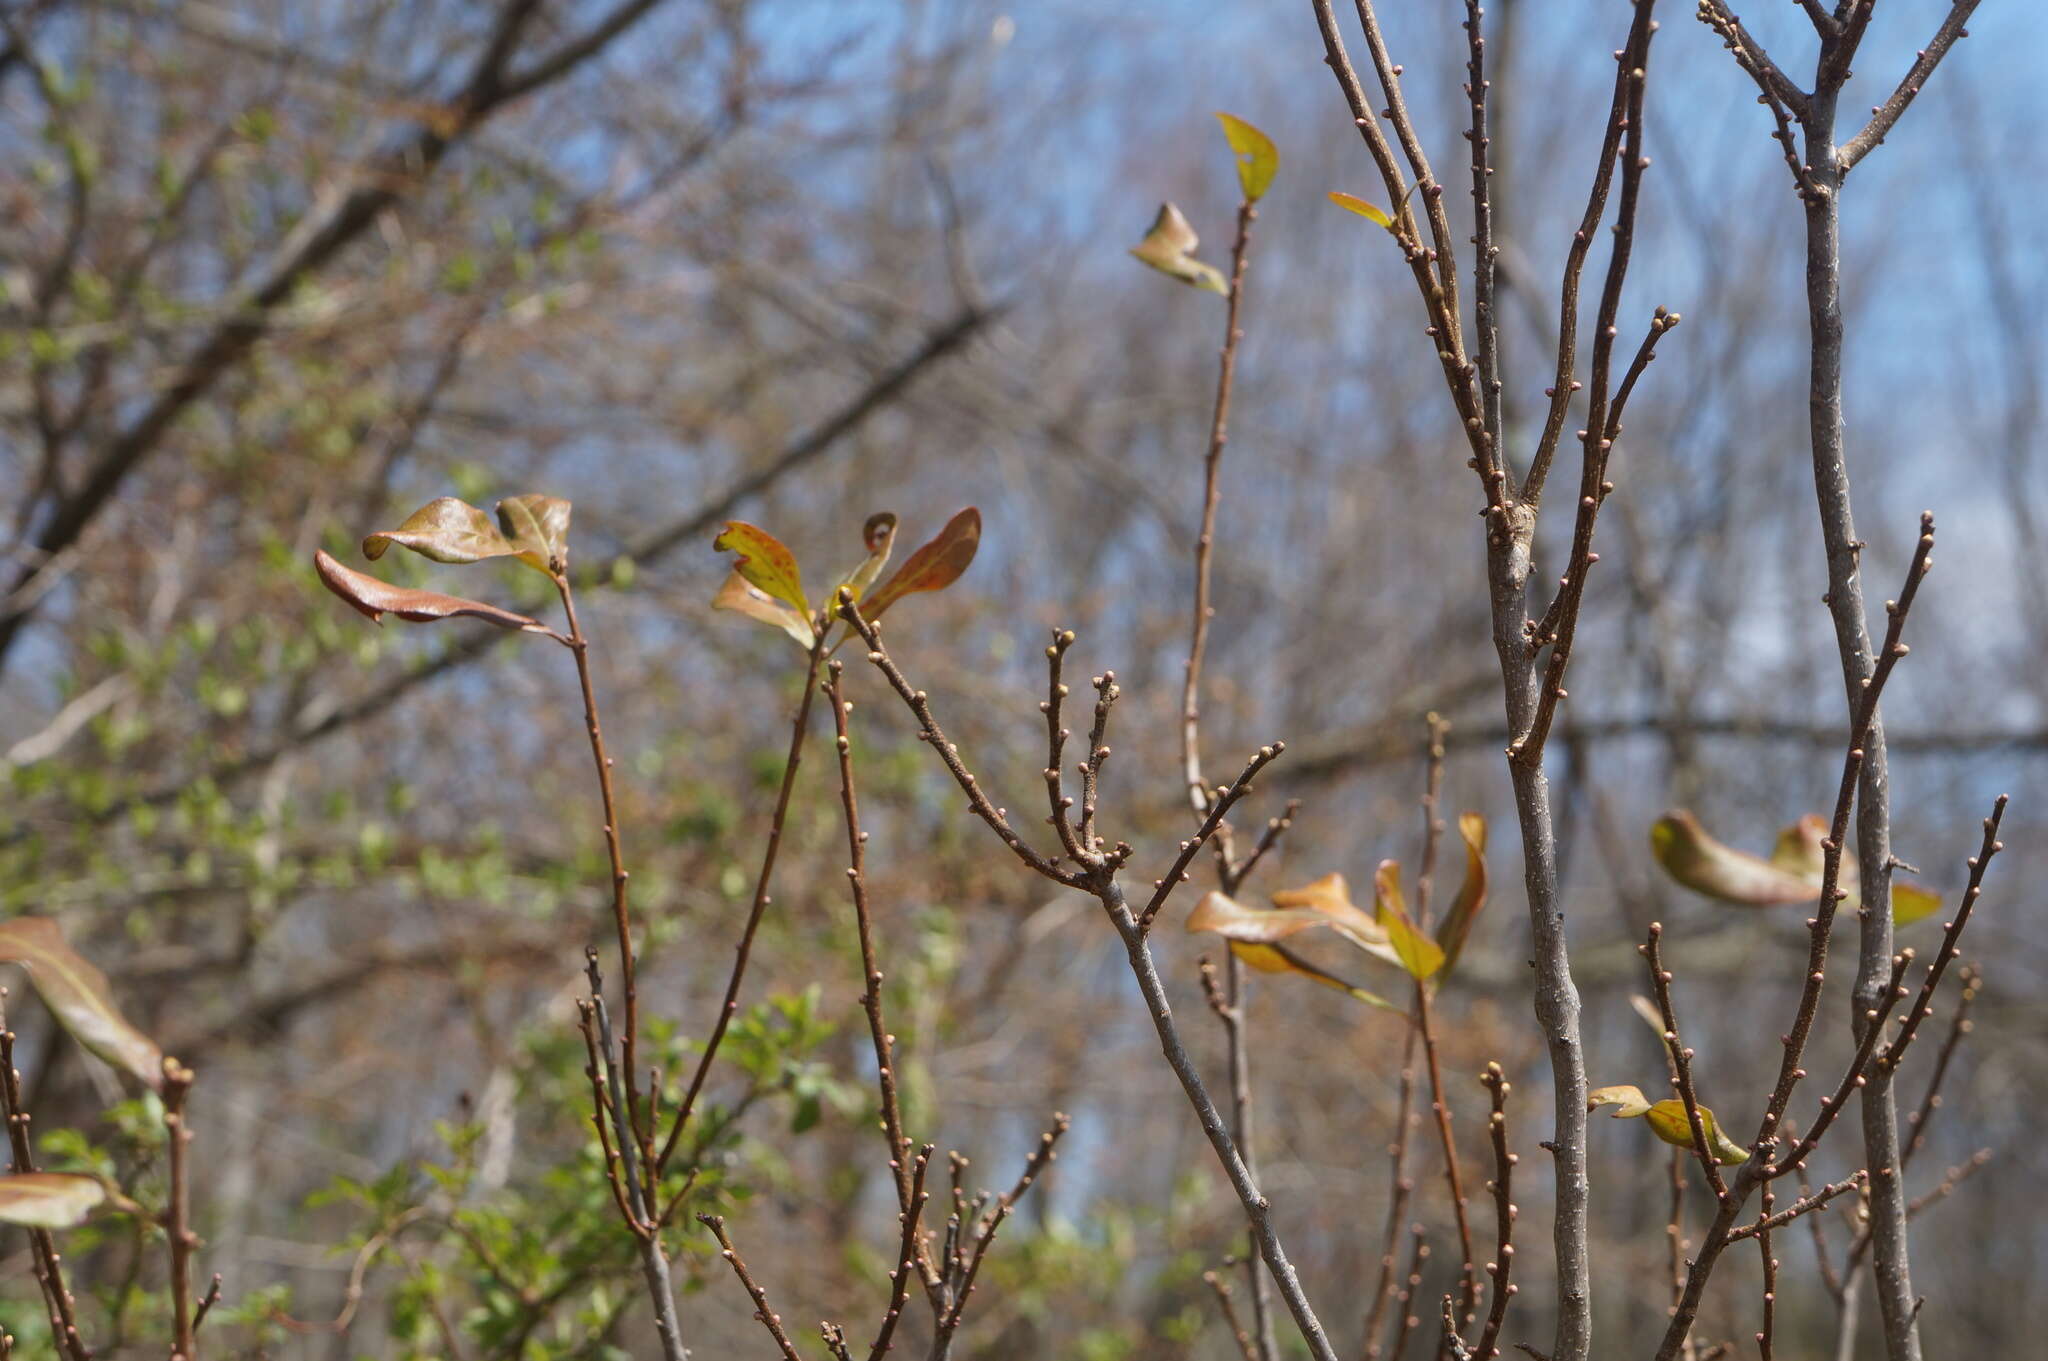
{"left": 699, "top": 1215, "right": 805, "bottom": 1361}
{"left": 162, "top": 1058, "right": 199, "bottom": 1361}
{"left": 827, "top": 663, "right": 918, "bottom": 1224}
{"left": 1364, "top": 1022, "right": 1422, "bottom": 1360}
{"left": 660, "top": 633, "right": 829, "bottom": 1172}
{"left": 1389, "top": 1227, "right": 1430, "bottom": 1361}
{"left": 1878, "top": 798, "right": 2005, "bottom": 1073}
{"left": 1472, "top": 1064, "right": 1516, "bottom": 1361}
{"left": 1900, "top": 966, "right": 1978, "bottom": 1169}
{"left": 0, "top": 998, "right": 89, "bottom": 1361}
{"left": 1728, "top": 1173, "right": 1867, "bottom": 1243}
{"left": 866, "top": 1144, "right": 932, "bottom": 1361}
{"left": 1641, "top": 924, "right": 1726, "bottom": 1197}
{"left": 1206, "top": 1270, "right": 1263, "bottom": 1361}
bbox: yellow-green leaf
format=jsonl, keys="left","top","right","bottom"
{"left": 1374, "top": 860, "right": 1444, "bottom": 981}
{"left": 1590, "top": 1082, "right": 1748, "bottom": 1165}
{"left": 362, "top": 497, "right": 517, "bottom": 565}
{"left": 1644, "top": 1100, "right": 1750, "bottom": 1166}
{"left": 1328, "top": 191, "right": 1395, "bottom": 231}
{"left": 1227, "top": 942, "right": 1399, "bottom": 1011}
{"left": 862, "top": 508, "right": 980, "bottom": 619}
{"left": 0, "top": 1173, "right": 106, "bottom": 1228}
{"left": 0, "top": 918, "right": 163, "bottom": 1090}
{"left": 1892, "top": 882, "right": 1942, "bottom": 926}
{"left": 714, "top": 521, "right": 808, "bottom": 615}
{"left": 496, "top": 494, "right": 573, "bottom": 572}
{"left": 1433, "top": 813, "right": 1489, "bottom": 977}
{"left": 314, "top": 551, "right": 553, "bottom": 634}
{"left": 711, "top": 568, "right": 815, "bottom": 647}
{"left": 1130, "top": 202, "right": 1228, "bottom": 295}
{"left": 1215, "top": 112, "right": 1278, "bottom": 202}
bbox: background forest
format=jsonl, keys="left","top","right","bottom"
{"left": 2, "top": 1, "right": 2043, "bottom": 1358}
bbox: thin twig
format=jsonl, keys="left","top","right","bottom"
{"left": 1472, "top": 1064, "right": 1516, "bottom": 1361}
{"left": 699, "top": 1215, "right": 805, "bottom": 1361}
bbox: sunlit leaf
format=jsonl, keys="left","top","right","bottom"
{"left": 313, "top": 551, "right": 553, "bottom": 634}
{"left": 0, "top": 918, "right": 163, "bottom": 1090}
{"left": 1328, "top": 191, "right": 1395, "bottom": 231}
{"left": 495, "top": 494, "right": 573, "bottom": 572}
{"left": 1227, "top": 942, "right": 1399, "bottom": 1011}
{"left": 1588, "top": 1084, "right": 1653, "bottom": 1118}
{"left": 1644, "top": 1100, "right": 1751, "bottom": 1166}
{"left": 835, "top": 512, "right": 899, "bottom": 603}
{"left": 712, "top": 569, "right": 815, "bottom": 647}
{"left": 1433, "top": 813, "right": 1489, "bottom": 977}
{"left": 1269, "top": 872, "right": 1403, "bottom": 968}
{"left": 1650, "top": 811, "right": 1817, "bottom": 907}
{"left": 362, "top": 497, "right": 517, "bottom": 565}
{"left": 1215, "top": 112, "right": 1278, "bottom": 202}
{"left": 1892, "top": 882, "right": 1942, "bottom": 926}
{"left": 0, "top": 1173, "right": 106, "bottom": 1228}
{"left": 1129, "top": 202, "right": 1228, "bottom": 295}
{"left": 862, "top": 508, "right": 981, "bottom": 619}
{"left": 1187, "top": 891, "right": 1331, "bottom": 944}
{"left": 1374, "top": 861, "right": 1444, "bottom": 981}
{"left": 1662, "top": 810, "right": 1943, "bottom": 924}
{"left": 1590, "top": 1081, "right": 1748, "bottom": 1165}
{"left": 713, "top": 521, "right": 809, "bottom": 615}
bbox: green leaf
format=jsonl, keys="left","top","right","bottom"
{"left": 834, "top": 512, "right": 898, "bottom": 603}
{"left": 1129, "top": 203, "right": 1228, "bottom": 295}
{"left": 495, "top": 494, "right": 573, "bottom": 573}
{"left": 313, "top": 551, "right": 554, "bottom": 634}
{"left": 1373, "top": 861, "right": 1444, "bottom": 981}
{"left": 0, "top": 1173, "right": 107, "bottom": 1228}
{"left": 1590, "top": 1082, "right": 1748, "bottom": 1165}
{"left": 1215, "top": 112, "right": 1278, "bottom": 202}
{"left": 713, "top": 522, "right": 808, "bottom": 615}
{"left": 1433, "top": 813, "right": 1489, "bottom": 978}
{"left": 711, "top": 568, "right": 815, "bottom": 647}
{"left": 1328, "top": 191, "right": 1395, "bottom": 230}
{"left": 361, "top": 497, "right": 517, "bottom": 565}
{"left": 0, "top": 918, "right": 163, "bottom": 1090}
{"left": 861, "top": 508, "right": 981, "bottom": 619}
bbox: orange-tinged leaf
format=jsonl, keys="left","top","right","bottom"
{"left": 314, "top": 551, "right": 553, "bottom": 634}
{"left": 1215, "top": 112, "right": 1279, "bottom": 202}
{"left": 495, "top": 494, "right": 573, "bottom": 572}
{"left": 1374, "top": 860, "right": 1444, "bottom": 981}
{"left": 1651, "top": 810, "right": 1817, "bottom": 906}
{"left": 712, "top": 569, "right": 815, "bottom": 647}
{"left": 863, "top": 508, "right": 981, "bottom": 619}
{"left": 835, "top": 512, "right": 899, "bottom": 603}
{"left": 714, "top": 522, "right": 808, "bottom": 615}
{"left": 1129, "top": 203, "right": 1228, "bottom": 294}
{"left": 1270, "top": 872, "right": 1403, "bottom": 969}
{"left": 1328, "top": 191, "right": 1395, "bottom": 231}
{"left": 362, "top": 497, "right": 517, "bottom": 565}
{"left": 0, "top": 918, "right": 163, "bottom": 1090}
{"left": 1187, "top": 891, "right": 1330, "bottom": 944}
{"left": 1227, "top": 942, "right": 1399, "bottom": 1011}
{"left": 1667, "top": 810, "right": 1941, "bottom": 924}
{"left": 0, "top": 1173, "right": 106, "bottom": 1228}
{"left": 1433, "top": 813, "right": 1488, "bottom": 977}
